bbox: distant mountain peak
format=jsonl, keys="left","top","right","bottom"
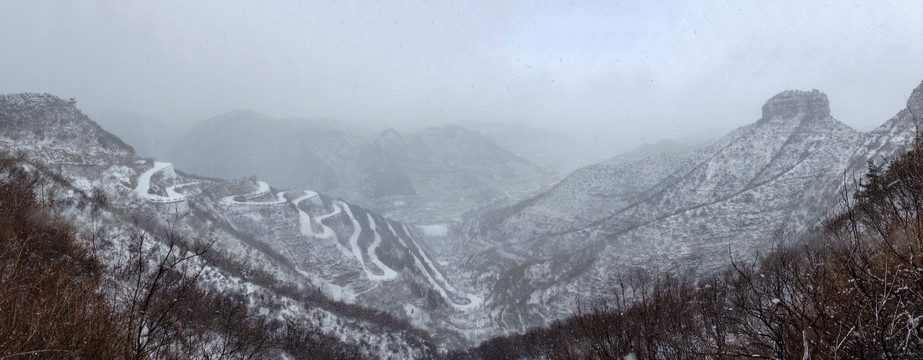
{"left": 213, "top": 109, "right": 266, "bottom": 121}
{"left": 761, "top": 89, "right": 830, "bottom": 122}
{"left": 425, "top": 124, "right": 471, "bottom": 135}
{"left": 379, "top": 128, "right": 402, "bottom": 139}
{"left": 0, "top": 92, "right": 134, "bottom": 164}
{"left": 0, "top": 92, "right": 66, "bottom": 107}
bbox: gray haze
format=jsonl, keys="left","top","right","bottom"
{"left": 1, "top": 1, "right": 922, "bottom": 153}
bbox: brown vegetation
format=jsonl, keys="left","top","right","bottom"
{"left": 0, "top": 157, "right": 122, "bottom": 358}
{"left": 0, "top": 156, "right": 377, "bottom": 359}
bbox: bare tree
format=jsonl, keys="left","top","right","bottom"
{"left": 116, "top": 210, "right": 212, "bottom": 359}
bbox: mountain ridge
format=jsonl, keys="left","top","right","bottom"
{"left": 452, "top": 84, "right": 922, "bottom": 333}
{"left": 0, "top": 95, "right": 473, "bottom": 355}
{"left": 0, "top": 93, "right": 134, "bottom": 164}
{"left": 4, "top": 82, "right": 923, "bottom": 352}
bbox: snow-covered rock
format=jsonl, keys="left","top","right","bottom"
{"left": 0, "top": 93, "right": 133, "bottom": 164}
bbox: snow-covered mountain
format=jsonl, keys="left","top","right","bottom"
{"left": 171, "top": 112, "right": 550, "bottom": 224}
{"left": 7, "top": 81, "right": 923, "bottom": 354}
{"left": 454, "top": 83, "right": 923, "bottom": 332}
{"left": 0, "top": 95, "right": 478, "bottom": 357}
{"left": 0, "top": 94, "right": 134, "bottom": 165}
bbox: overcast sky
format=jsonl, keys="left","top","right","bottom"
{"left": 2, "top": 0, "right": 922, "bottom": 150}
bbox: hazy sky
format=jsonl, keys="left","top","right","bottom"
{"left": 2, "top": 1, "right": 922, "bottom": 150}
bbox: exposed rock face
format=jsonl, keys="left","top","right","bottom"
{"left": 761, "top": 89, "right": 830, "bottom": 122}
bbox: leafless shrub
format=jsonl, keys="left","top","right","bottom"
{"left": 0, "top": 157, "right": 122, "bottom": 359}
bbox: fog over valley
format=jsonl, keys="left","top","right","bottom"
{"left": 3, "top": 1, "right": 923, "bottom": 153}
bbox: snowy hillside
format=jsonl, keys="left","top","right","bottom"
{"left": 132, "top": 160, "right": 484, "bottom": 317}
{"left": 0, "top": 93, "right": 134, "bottom": 165}
{"left": 0, "top": 95, "right": 470, "bottom": 357}
{"left": 454, "top": 82, "right": 923, "bottom": 333}
{"left": 5, "top": 82, "right": 923, "bottom": 354}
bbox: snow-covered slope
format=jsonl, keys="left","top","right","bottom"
{"left": 456, "top": 83, "right": 923, "bottom": 333}
{"left": 0, "top": 94, "right": 474, "bottom": 357}
{"left": 132, "top": 161, "right": 481, "bottom": 309}
{"left": 0, "top": 93, "right": 133, "bottom": 165}
{"left": 124, "top": 160, "right": 491, "bottom": 349}
{"left": 9, "top": 81, "right": 923, "bottom": 352}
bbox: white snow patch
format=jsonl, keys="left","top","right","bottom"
{"left": 315, "top": 202, "right": 343, "bottom": 241}
{"left": 365, "top": 214, "right": 399, "bottom": 281}
{"left": 291, "top": 191, "right": 324, "bottom": 238}
{"left": 340, "top": 202, "right": 390, "bottom": 281}
{"left": 134, "top": 162, "right": 186, "bottom": 203}
{"left": 420, "top": 224, "right": 448, "bottom": 237}
{"left": 220, "top": 181, "right": 285, "bottom": 205}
